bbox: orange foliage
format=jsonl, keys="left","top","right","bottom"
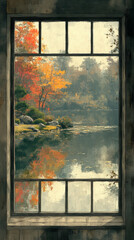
{"left": 15, "top": 22, "right": 39, "bottom": 53}
{"left": 21, "top": 146, "right": 65, "bottom": 179}
{"left": 15, "top": 22, "right": 71, "bottom": 110}
{"left": 30, "top": 191, "right": 39, "bottom": 207}
{"left": 15, "top": 147, "right": 66, "bottom": 207}
{"left": 18, "top": 58, "right": 71, "bottom": 110}
{"left": 37, "top": 61, "right": 71, "bottom": 109}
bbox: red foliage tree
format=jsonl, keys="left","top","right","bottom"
{"left": 15, "top": 21, "right": 71, "bottom": 110}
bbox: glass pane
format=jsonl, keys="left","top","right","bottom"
{"left": 41, "top": 22, "right": 65, "bottom": 53}
{"left": 93, "top": 22, "right": 119, "bottom": 54}
{"left": 68, "top": 182, "right": 91, "bottom": 212}
{"left": 41, "top": 181, "right": 65, "bottom": 212}
{"left": 68, "top": 22, "right": 91, "bottom": 53}
{"left": 14, "top": 56, "right": 119, "bottom": 180}
{"left": 14, "top": 181, "right": 38, "bottom": 212}
{"left": 15, "top": 21, "right": 39, "bottom": 53}
{"left": 93, "top": 182, "right": 119, "bottom": 212}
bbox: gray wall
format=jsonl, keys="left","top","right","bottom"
{"left": 0, "top": 0, "right": 134, "bottom": 239}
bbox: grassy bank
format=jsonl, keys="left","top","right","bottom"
{"left": 15, "top": 124, "right": 59, "bottom": 134}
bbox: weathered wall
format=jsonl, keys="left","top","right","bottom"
{"left": 125, "top": 9, "right": 134, "bottom": 240}
{"left": 7, "top": 229, "right": 125, "bottom": 240}
{"left": 7, "top": 0, "right": 126, "bottom": 14}
{"left": 0, "top": 0, "right": 7, "bottom": 240}
{"left": 0, "top": 0, "right": 134, "bottom": 239}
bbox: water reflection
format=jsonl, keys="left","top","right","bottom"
{"left": 16, "top": 123, "right": 119, "bottom": 179}
{"left": 15, "top": 181, "right": 39, "bottom": 212}
{"left": 15, "top": 120, "right": 119, "bottom": 212}
{"left": 18, "top": 146, "right": 66, "bottom": 179}
{"left": 15, "top": 180, "right": 118, "bottom": 213}
{"left": 94, "top": 182, "right": 118, "bottom": 212}
{"left": 68, "top": 181, "right": 91, "bottom": 212}
{"left": 41, "top": 182, "right": 65, "bottom": 212}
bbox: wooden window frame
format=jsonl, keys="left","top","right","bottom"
{"left": 7, "top": 15, "right": 125, "bottom": 227}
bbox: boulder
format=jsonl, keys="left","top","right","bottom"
{"left": 48, "top": 120, "right": 59, "bottom": 126}
{"left": 39, "top": 123, "right": 46, "bottom": 129}
{"left": 20, "top": 115, "right": 33, "bottom": 124}
{"left": 28, "top": 126, "right": 39, "bottom": 132}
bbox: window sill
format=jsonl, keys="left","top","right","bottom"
{"left": 7, "top": 216, "right": 125, "bottom": 227}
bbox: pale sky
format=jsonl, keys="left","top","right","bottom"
{"left": 69, "top": 56, "right": 119, "bottom": 71}
{"left": 41, "top": 21, "right": 119, "bottom": 70}
{"left": 16, "top": 21, "right": 119, "bottom": 71}
{"left": 42, "top": 22, "right": 65, "bottom": 53}
{"left": 41, "top": 21, "right": 118, "bottom": 54}
{"left": 93, "top": 21, "right": 119, "bottom": 54}
{"left": 68, "top": 21, "right": 91, "bottom": 53}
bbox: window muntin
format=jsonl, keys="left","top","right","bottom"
{"left": 11, "top": 18, "right": 121, "bottom": 216}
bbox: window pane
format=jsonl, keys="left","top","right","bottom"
{"left": 14, "top": 181, "right": 39, "bottom": 212}
{"left": 41, "top": 22, "right": 65, "bottom": 53}
{"left": 41, "top": 181, "right": 65, "bottom": 212}
{"left": 15, "top": 21, "right": 39, "bottom": 53}
{"left": 93, "top": 182, "right": 119, "bottom": 212}
{"left": 68, "top": 22, "right": 91, "bottom": 53}
{"left": 93, "top": 22, "right": 119, "bottom": 54}
{"left": 14, "top": 56, "right": 119, "bottom": 180}
{"left": 13, "top": 20, "right": 120, "bottom": 215}
{"left": 68, "top": 182, "right": 91, "bottom": 212}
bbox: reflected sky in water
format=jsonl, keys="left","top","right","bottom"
{"left": 94, "top": 182, "right": 118, "bottom": 212}
{"left": 68, "top": 181, "right": 91, "bottom": 212}
{"left": 15, "top": 122, "right": 119, "bottom": 179}
{"left": 41, "top": 181, "right": 65, "bottom": 212}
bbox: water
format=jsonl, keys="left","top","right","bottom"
{"left": 15, "top": 109, "right": 119, "bottom": 179}
{"left": 15, "top": 110, "right": 119, "bottom": 213}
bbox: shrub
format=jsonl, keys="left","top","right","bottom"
{"left": 27, "top": 107, "right": 45, "bottom": 120}
{"left": 15, "top": 101, "right": 29, "bottom": 113}
{"left": 44, "top": 115, "right": 54, "bottom": 123}
{"left": 58, "top": 116, "right": 73, "bottom": 129}
{"left": 33, "top": 118, "right": 46, "bottom": 125}
{"left": 15, "top": 85, "right": 27, "bottom": 101}
{"left": 15, "top": 118, "right": 20, "bottom": 124}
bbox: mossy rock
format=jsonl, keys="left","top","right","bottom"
{"left": 15, "top": 118, "right": 20, "bottom": 124}
{"left": 33, "top": 118, "right": 46, "bottom": 124}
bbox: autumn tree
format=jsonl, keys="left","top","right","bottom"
{"left": 15, "top": 22, "right": 71, "bottom": 111}
{"left": 15, "top": 21, "right": 39, "bottom": 53}
{"left": 37, "top": 60, "right": 71, "bottom": 110}
{"left": 15, "top": 22, "right": 41, "bottom": 108}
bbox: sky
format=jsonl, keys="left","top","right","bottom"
{"left": 41, "top": 21, "right": 118, "bottom": 54}
{"left": 15, "top": 21, "right": 119, "bottom": 71}
{"left": 69, "top": 56, "right": 119, "bottom": 71}
{"left": 41, "top": 21, "right": 119, "bottom": 70}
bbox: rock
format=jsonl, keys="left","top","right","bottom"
{"left": 39, "top": 123, "right": 46, "bottom": 129}
{"left": 20, "top": 115, "right": 33, "bottom": 124}
{"left": 68, "top": 123, "right": 73, "bottom": 128}
{"left": 48, "top": 120, "right": 59, "bottom": 126}
{"left": 56, "top": 125, "right": 61, "bottom": 129}
{"left": 28, "top": 126, "right": 39, "bottom": 132}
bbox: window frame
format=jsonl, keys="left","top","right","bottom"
{"left": 7, "top": 15, "right": 125, "bottom": 227}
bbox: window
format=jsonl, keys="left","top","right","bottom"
{"left": 10, "top": 18, "right": 122, "bottom": 218}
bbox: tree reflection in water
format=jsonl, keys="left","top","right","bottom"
{"left": 15, "top": 146, "right": 66, "bottom": 212}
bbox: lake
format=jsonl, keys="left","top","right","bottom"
{"left": 15, "top": 109, "right": 119, "bottom": 213}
